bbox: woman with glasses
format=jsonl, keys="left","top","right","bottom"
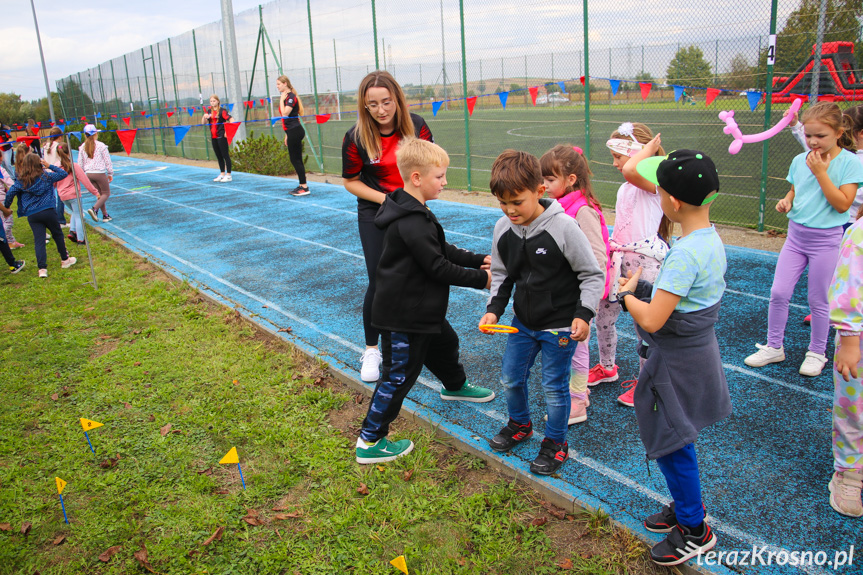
{"left": 342, "top": 70, "right": 434, "bottom": 382}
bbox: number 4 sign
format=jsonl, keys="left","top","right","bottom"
{"left": 767, "top": 35, "right": 777, "bottom": 66}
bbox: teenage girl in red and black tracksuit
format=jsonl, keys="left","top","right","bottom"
{"left": 277, "top": 75, "right": 309, "bottom": 196}
{"left": 341, "top": 70, "right": 434, "bottom": 382}
{"left": 202, "top": 95, "right": 233, "bottom": 182}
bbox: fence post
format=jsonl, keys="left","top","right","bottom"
{"left": 371, "top": 0, "right": 379, "bottom": 69}
{"left": 757, "top": 0, "right": 779, "bottom": 232}
{"left": 306, "top": 0, "right": 324, "bottom": 171}
{"left": 459, "top": 0, "right": 471, "bottom": 191}
{"left": 141, "top": 48, "right": 158, "bottom": 153}
{"left": 168, "top": 38, "right": 185, "bottom": 158}
{"left": 97, "top": 65, "right": 107, "bottom": 119}
{"left": 154, "top": 44, "right": 168, "bottom": 155}
{"left": 123, "top": 54, "right": 139, "bottom": 153}
{"left": 193, "top": 29, "right": 211, "bottom": 160}
{"left": 109, "top": 60, "right": 121, "bottom": 120}
{"left": 260, "top": 6, "right": 275, "bottom": 139}
{"left": 220, "top": 41, "right": 228, "bottom": 99}
{"left": 582, "top": 0, "right": 590, "bottom": 160}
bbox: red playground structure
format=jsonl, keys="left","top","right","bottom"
{"left": 772, "top": 41, "right": 863, "bottom": 102}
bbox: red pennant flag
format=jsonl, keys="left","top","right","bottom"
{"left": 49, "top": 122, "right": 55, "bottom": 127}
{"left": 705, "top": 88, "right": 721, "bottom": 107}
{"left": 36, "top": 122, "right": 41, "bottom": 127}
{"left": 111, "top": 114, "right": 117, "bottom": 118}
{"left": 167, "top": 111, "right": 175, "bottom": 118}
{"left": 122, "top": 117, "right": 131, "bottom": 127}
{"left": 259, "top": 99, "right": 266, "bottom": 106}
{"left": 315, "top": 114, "right": 331, "bottom": 124}
{"left": 117, "top": 129, "right": 138, "bottom": 155}
{"left": 59, "top": 119, "right": 64, "bottom": 124}
{"left": 528, "top": 87, "right": 539, "bottom": 106}
{"left": 224, "top": 122, "right": 241, "bottom": 145}
{"left": 16, "top": 136, "right": 40, "bottom": 144}
{"left": 466, "top": 96, "right": 477, "bottom": 116}
{"left": 80, "top": 116, "right": 86, "bottom": 121}
{"left": 579, "top": 76, "right": 585, "bottom": 86}
{"left": 140, "top": 111, "right": 146, "bottom": 116}
{"left": 639, "top": 82, "right": 652, "bottom": 101}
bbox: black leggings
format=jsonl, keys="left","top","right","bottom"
{"left": 358, "top": 219, "right": 385, "bottom": 347}
{"left": 285, "top": 126, "right": 306, "bottom": 185}
{"left": 211, "top": 137, "right": 231, "bottom": 173}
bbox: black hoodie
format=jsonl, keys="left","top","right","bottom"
{"left": 372, "top": 189, "right": 488, "bottom": 334}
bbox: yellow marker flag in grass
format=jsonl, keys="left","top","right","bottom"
{"left": 79, "top": 418, "right": 103, "bottom": 431}
{"left": 55, "top": 477, "right": 67, "bottom": 494}
{"left": 55, "top": 478, "right": 69, "bottom": 523}
{"left": 390, "top": 555, "right": 408, "bottom": 574}
{"left": 219, "top": 447, "right": 239, "bottom": 464}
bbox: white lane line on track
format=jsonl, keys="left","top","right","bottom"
{"left": 121, "top": 166, "right": 169, "bottom": 176}
{"left": 106, "top": 220, "right": 821, "bottom": 575}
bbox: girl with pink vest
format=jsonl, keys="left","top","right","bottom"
{"left": 541, "top": 144, "right": 611, "bottom": 424}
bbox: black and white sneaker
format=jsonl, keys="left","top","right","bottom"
{"left": 529, "top": 438, "right": 568, "bottom": 475}
{"left": 290, "top": 186, "right": 310, "bottom": 197}
{"left": 644, "top": 502, "right": 707, "bottom": 533}
{"left": 650, "top": 522, "right": 717, "bottom": 566}
{"left": 9, "top": 260, "right": 25, "bottom": 274}
{"left": 488, "top": 420, "right": 533, "bottom": 452}
{"left": 101, "top": 214, "right": 113, "bottom": 222}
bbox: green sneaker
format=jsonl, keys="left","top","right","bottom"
{"left": 440, "top": 382, "right": 495, "bottom": 403}
{"left": 355, "top": 437, "right": 414, "bottom": 464}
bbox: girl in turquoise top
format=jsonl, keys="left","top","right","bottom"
{"left": 745, "top": 102, "right": 863, "bottom": 377}
{"left": 827, "top": 213, "right": 863, "bottom": 517}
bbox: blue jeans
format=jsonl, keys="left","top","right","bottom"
{"left": 55, "top": 191, "right": 65, "bottom": 224}
{"left": 63, "top": 200, "right": 84, "bottom": 238}
{"left": 500, "top": 315, "right": 578, "bottom": 443}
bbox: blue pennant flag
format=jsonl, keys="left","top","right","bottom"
{"left": 187, "top": 107, "right": 195, "bottom": 117}
{"left": 95, "top": 112, "right": 101, "bottom": 119}
{"left": 609, "top": 79, "right": 621, "bottom": 96}
{"left": 432, "top": 101, "right": 443, "bottom": 117}
{"left": 498, "top": 91, "right": 509, "bottom": 109}
{"left": 99, "top": 120, "right": 107, "bottom": 128}
{"left": 227, "top": 103, "right": 234, "bottom": 112}
{"left": 57, "top": 125, "right": 64, "bottom": 133}
{"left": 558, "top": 81, "right": 566, "bottom": 93}
{"left": 145, "top": 114, "right": 153, "bottom": 118}
{"left": 266, "top": 97, "right": 271, "bottom": 103}
{"left": 270, "top": 117, "right": 282, "bottom": 127}
{"left": 746, "top": 91, "right": 762, "bottom": 111}
{"left": 672, "top": 85, "right": 685, "bottom": 102}
{"left": 70, "top": 131, "right": 82, "bottom": 139}
{"left": 172, "top": 125, "right": 191, "bottom": 146}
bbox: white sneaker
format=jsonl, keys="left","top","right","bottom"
{"left": 360, "top": 348, "right": 382, "bottom": 382}
{"left": 61, "top": 256, "right": 77, "bottom": 269}
{"left": 213, "top": 174, "right": 225, "bottom": 182}
{"left": 38, "top": 269, "right": 47, "bottom": 278}
{"left": 744, "top": 343, "right": 785, "bottom": 367}
{"left": 799, "top": 351, "right": 828, "bottom": 377}
{"left": 221, "top": 174, "right": 232, "bottom": 182}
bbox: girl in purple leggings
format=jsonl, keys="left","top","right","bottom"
{"left": 745, "top": 102, "right": 863, "bottom": 377}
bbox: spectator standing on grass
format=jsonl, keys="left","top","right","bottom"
{"left": 43, "top": 127, "right": 67, "bottom": 229}
{"left": 342, "top": 70, "right": 434, "bottom": 383}
{"left": 79, "top": 124, "right": 114, "bottom": 223}
{"left": 0, "top": 165, "right": 24, "bottom": 249}
{"left": 56, "top": 142, "right": 98, "bottom": 245}
{"left": 4, "top": 153, "right": 76, "bottom": 278}
{"left": 0, "top": 122, "right": 13, "bottom": 175}
{"left": 25, "top": 119, "right": 41, "bottom": 156}
{"left": 277, "top": 76, "right": 309, "bottom": 197}
{"left": 203, "top": 95, "right": 233, "bottom": 183}
{"left": 590, "top": 122, "right": 671, "bottom": 408}
{"left": 745, "top": 102, "right": 863, "bottom": 377}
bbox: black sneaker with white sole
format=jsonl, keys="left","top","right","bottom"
{"left": 644, "top": 502, "right": 708, "bottom": 533}
{"left": 290, "top": 186, "right": 310, "bottom": 197}
{"left": 9, "top": 260, "right": 25, "bottom": 274}
{"left": 102, "top": 214, "right": 113, "bottom": 222}
{"left": 529, "top": 438, "right": 568, "bottom": 475}
{"left": 488, "top": 420, "right": 533, "bottom": 452}
{"left": 649, "top": 522, "right": 717, "bottom": 566}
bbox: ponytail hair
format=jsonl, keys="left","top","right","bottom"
{"left": 278, "top": 75, "right": 304, "bottom": 116}
{"left": 57, "top": 142, "right": 73, "bottom": 174}
{"left": 14, "top": 142, "right": 29, "bottom": 174}
{"left": 84, "top": 134, "right": 97, "bottom": 159}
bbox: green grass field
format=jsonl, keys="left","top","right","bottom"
{"left": 129, "top": 99, "right": 808, "bottom": 230}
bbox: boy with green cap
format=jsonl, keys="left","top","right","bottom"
{"left": 616, "top": 135, "right": 731, "bottom": 566}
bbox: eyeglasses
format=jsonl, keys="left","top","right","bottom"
{"left": 365, "top": 99, "right": 395, "bottom": 112}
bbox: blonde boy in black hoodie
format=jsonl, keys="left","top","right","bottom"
{"left": 355, "top": 138, "right": 495, "bottom": 464}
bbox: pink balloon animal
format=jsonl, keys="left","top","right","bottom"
{"left": 718, "top": 97, "right": 803, "bottom": 154}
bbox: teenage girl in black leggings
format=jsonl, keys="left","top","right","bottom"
{"left": 203, "top": 95, "right": 233, "bottom": 182}
{"left": 341, "top": 70, "right": 434, "bottom": 382}
{"left": 277, "top": 76, "right": 309, "bottom": 196}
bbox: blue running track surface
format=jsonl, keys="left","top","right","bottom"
{"left": 93, "top": 155, "right": 856, "bottom": 575}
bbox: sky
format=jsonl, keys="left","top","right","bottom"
{"left": 3, "top": 0, "right": 792, "bottom": 103}
{"left": 3, "top": 0, "right": 264, "bottom": 101}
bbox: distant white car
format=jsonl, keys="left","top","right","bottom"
{"left": 536, "top": 94, "right": 569, "bottom": 104}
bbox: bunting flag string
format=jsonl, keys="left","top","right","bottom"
{"left": 172, "top": 126, "right": 191, "bottom": 146}
{"left": 432, "top": 101, "right": 443, "bottom": 117}
{"left": 270, "top": 117, "right": 282, "bottom": 127}
{"left": 315, "top": 114, "right": 331, "bottom": 124}
{"left": 498, "top": 91, "right": 509, "bottom": 109}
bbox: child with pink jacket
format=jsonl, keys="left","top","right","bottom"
{"left": 55, "top": 143, "right": 98, "bottom": 244}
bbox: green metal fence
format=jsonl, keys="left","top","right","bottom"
{"left": 57, "top": 0, "right": 863, "bottom": 231}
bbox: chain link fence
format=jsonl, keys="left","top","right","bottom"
{"left": 56, "top": 0, "right": 863, "bottom": 230}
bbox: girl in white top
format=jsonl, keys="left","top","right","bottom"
{"left": 592, "top": 122, "right": 671, "bottom": 408}
{"left": 43, "top": 127, "right": 66, "bottom": 227}
{"left": 78, "top": 124, "right": 114, "bottom": 222}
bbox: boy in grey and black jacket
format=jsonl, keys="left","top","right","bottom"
{"left": 479, "top": 150, "right": 603, "bottom": 476}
